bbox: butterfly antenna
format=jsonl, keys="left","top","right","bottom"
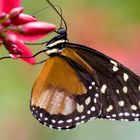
{"left": 58, "top": 5, "right": 63, "bottom": 29}
{"left": 32, "top": 5, "right": 63, "bottom": 29}
{"left": 46, "top": 0, "right": 67, "bottom": 31}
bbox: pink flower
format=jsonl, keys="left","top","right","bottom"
{"left": 0, "top": 0, "right": 56, "bottom": 64}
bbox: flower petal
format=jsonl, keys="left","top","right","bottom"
{"left": 11, "top": 40, "right": 35, "bottom": 64}
{"left": 11, "top": 13, "right": 37, "bottom": 25}
{"left": 16, "top": 22, "right": 56, "bottom": 41}
{"left": 1, "top": 0, "right": 21, "bottom": 13}
{"left": 4, "top": 33, "right": 35, "bottom": 64}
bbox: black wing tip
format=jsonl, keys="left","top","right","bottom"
{"left": 30, "top": 105, "right": 76, "bottom": 130}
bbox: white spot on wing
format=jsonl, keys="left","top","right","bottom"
{"left": 89, "top": 86, "right": 92, "bottom": 90}
{"left": 75, "top": 117, "right": 80, "bottom": 121}
{"left": 123, "top": 73, "right": 129, "bottom": 82}
{"left": 106, "top": 115, "right": 111, "bottom": 118}
{"left": 44, "top": 117, "right": 48, "bottom": 121}
{"left": 51, "top": 119, "right": 56, "bottom": 123}
{"left": 95, "top": 93, "right": 99, "bottom": 97}
{"left": 110, "top": 60, "right": 118, "bottom": 66}
{"left": 94, "top": 98, "right": 97, "bottom": 103}
{"left": 112, "top": 66, "right": 119, "bottom": 72}
{"left": 123, "top": 86, "right": 128, "bottom": 93}
{"left": 132, "top": 113, "right": 136, "bottom": 117}
{"left": 91, "top": 106, "right": 96, "bottom": 111}
{"left": 119, "top": 112, "right": 123, "bottom": 116}
{"left": 58, "top": 120, "right": 64, "bottom": 124}
{"left": 118, "top": 100, "right": 125, "bottom": 107}
{"left": 85, "top": 97, "right": 91, "bottom": 105}
{"left": 87, "top": 110, "right": 91, "bottom": 114}
{"left": 91, "top": 82, "right": 95, "bottom": 86}
{"left": 81, "top": 115, "right": 85, "bottom": 119}
{"left": 101, "top": 84, "right": 107, "bottom": 94}
{"left": 106, "top": 105, "right": 113, "bottom": 112}
{"left": 40, "top": 113, "right": 43, "bottom": 118}
{"left": 112, "top": 114, "right": 117, "bottom": 117}
{"left": 124, "top": 112, "right": 129, "bottom": 116}
{"left": 76, "top": 104, "right": 84, "bottom": 113}
{"left": 131, "top": 105, "right": 137, "bottom": 110}
{"left": 116, "top": 89, "right": 120, "bottom": 94}
{"left": 38, "top": 118, "right": 41, "bottom": 121}
{"left": 66, "top": 119, "right": 72, "bottom": 123}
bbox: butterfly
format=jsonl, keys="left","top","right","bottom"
{"left": 30, "top": 0, "right": 140, "bottom": 130}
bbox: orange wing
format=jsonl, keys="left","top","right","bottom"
{"left": 30, "top": 48, "right": 101, "bottom": 130}
{"left": 31, "top": 56, "right": 87, "bottom": 115}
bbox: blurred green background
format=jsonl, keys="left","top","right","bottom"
{"left": 0, "top": 0, "right": 140, "bottom": 140}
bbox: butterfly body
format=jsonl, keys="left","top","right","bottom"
{"left": 30, "top": 28, "right": 140, "bottom": 130}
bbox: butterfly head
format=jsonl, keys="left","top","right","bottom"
{"left": 45, "top": 28, "right": 68, "bottom": 56}
{"left": 57, "top": 28, "right": 67, "bottom": 36}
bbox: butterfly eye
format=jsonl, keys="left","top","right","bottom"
{"left": 57, "top": 28, "right": 66, "bottom": 35}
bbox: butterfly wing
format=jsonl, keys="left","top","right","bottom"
{"left": 67, "top": 43, "right": 140, "bottom": 121}
{"left": 31, "top": 55, "right": 101, "bottom": 130}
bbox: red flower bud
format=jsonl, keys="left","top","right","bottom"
{"left": 15, "top": 22, "right": 56, "bottom": 41}
{"left": 22, "top": 22, "right": 56, "bottom": 34}
{"left": 11, "top": 13, "right": 37, "bottom": 25}
{"left": 4, "top": 33, "right": 35, "bottom": 64}
{"left": 9, "top": 7, "right": 23, "bottom": 19}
